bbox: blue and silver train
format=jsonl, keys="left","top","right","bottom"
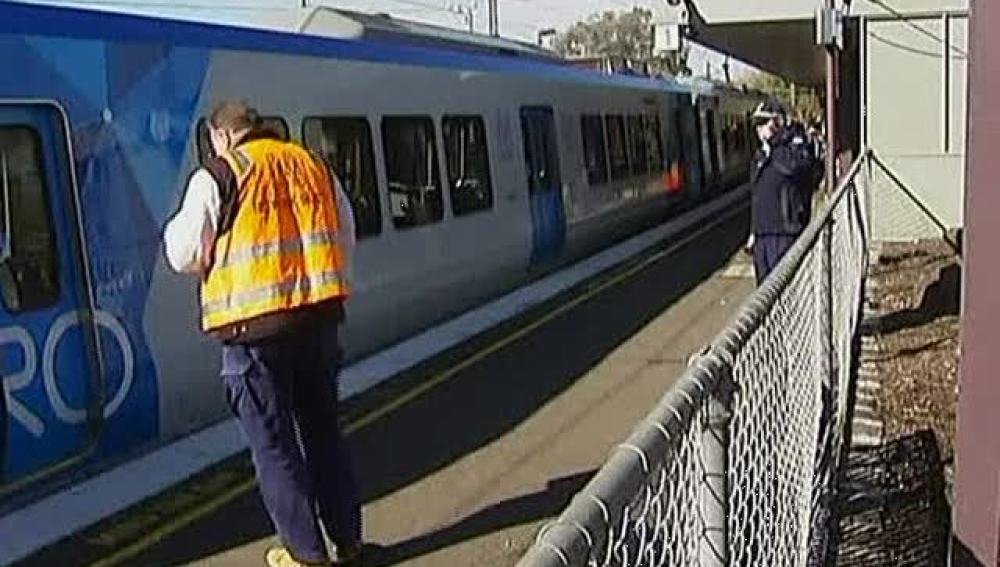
{"left": 0, "top": 2, "right": 760, "bottom": 505}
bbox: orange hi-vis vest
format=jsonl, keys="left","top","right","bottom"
{"left": 200, "top": 138, "right": 349, "bottom": 333}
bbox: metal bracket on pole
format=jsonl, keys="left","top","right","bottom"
{"left": 816, "top": 6, "right": 844, "bottom": 50}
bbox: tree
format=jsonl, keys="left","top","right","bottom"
{"left": 551, "top": 7, "right": 690, "bottom": 76}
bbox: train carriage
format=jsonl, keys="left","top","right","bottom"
{"left": 0, "top": 1, "right": 760, "bottom": 506}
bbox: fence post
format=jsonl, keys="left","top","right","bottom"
{"left": 824, "top": 218, "right": 835, "bottom": 399}
{"left": 700, "top": 364, "right": 733, "bottom": 567}
{"left": 808, "top": 217, "right": 837, "bottom": 564}
{"left": 863, "top": 151, "right": 873, "bottom": 248}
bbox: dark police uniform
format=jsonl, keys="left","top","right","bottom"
{"left": 750, "top": 129, "right": 816, "bottom": 284}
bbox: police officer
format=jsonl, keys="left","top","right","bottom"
{"left": 749, "top": 98, "right": 816, "bottom": 284}
{"left": 164, "top": 101, "right": 362, "bottom": 567}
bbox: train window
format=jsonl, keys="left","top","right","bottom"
{"left": 732, "top": 117, "right": 746, "bottom": 156}
{"left": 703, "top": 109, "right": 720, "bottom": 180}
{"left": 381, "top": 116, "right": 443, "bottom": 229}
{"left": 302, "top": 117, "right": 383, "bottom": 238}
{"left": 698, "top": 109, "right": 714, "bottom": 179}
{"left": 705, "top": 109, "right": 720, "bottom": 177}
{"left": 0, "top": 126, "right": 59, "bottom": 312}
{"left": 720, "top": 119, "right": 731, "bottom": 154}
{"left": 732, "top": 117, "right": 742, "bottom": 152}
{"left": 195, "top": 115, "right": 290, "bottom": 166}
{"left": 733, "top": 120, "right": 740, "bottom": 152}
{"left": 644, "top": 115, "right": 665, "bottom": 172}
{"left": 260, "top": 117, "right": 289, "bottom": 141}
{"left": 627, "top": 116, "right": 649, "bottom": 176}
{"left": 670, "top": 108, "right": 684, "bottom": 164}
{"left": 580, "top": 115, "right": 608, "bottom": 185}
{"left": 605, "top": 115, "right": 630, "bottom": 180}
{"left": 442, "top": 116, "right": 493, "bottom": 216}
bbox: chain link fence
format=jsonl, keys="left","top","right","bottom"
{"left": 518, "top": 151, "right": 873, "bottom": 567}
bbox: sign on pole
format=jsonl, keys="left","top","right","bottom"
{"left": 653, "top": 0, "right": 689, "bottom": 55}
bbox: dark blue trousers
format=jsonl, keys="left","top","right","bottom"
{"left": 753, "top": 234, "right": 798, "bottom": 285}
{"left": 221, "top": 319, "right": 361, "bottom": 563}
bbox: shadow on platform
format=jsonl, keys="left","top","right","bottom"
{"left": 20, "top": 208, "right": 751, "bottom": 567}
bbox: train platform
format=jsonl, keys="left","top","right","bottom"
{"left": 13, "top": 196, "right": 754, "bottom": 567}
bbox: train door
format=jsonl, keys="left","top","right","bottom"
{"left": 519, "top": 106, "right": 566, "bottom": 264}
{"left": 0, "top": 103, "right": 101, "bottom": 492}
{"left": 698, "top": 103, "right": 720, "bottom": 194}
{"left": 677, "top": 95, "right": 703, "bottom": 203}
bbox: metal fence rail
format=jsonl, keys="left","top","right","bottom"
{"left": 518, "top": 150, "right": 872, "bottom": 567}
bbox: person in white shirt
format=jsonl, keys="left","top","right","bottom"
{"left": 163, "top": 101, "right": 363, "bottom": 567}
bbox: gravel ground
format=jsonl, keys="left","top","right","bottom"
{"left": 868, "top": 239, "right": 960, "bottom": 495}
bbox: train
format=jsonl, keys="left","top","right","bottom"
{"left": 0, "top": 2, "right": 761, "bottom": 506}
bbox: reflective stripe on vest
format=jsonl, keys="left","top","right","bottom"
{"left": 213, "top": 230, "right": 343, "bottom": 271}
{"left": 202, "top": 270, "right": 345, "bottom": 323}
{"left": 200, "top": 138, "right": 348, "bottom": 332}
{"left": 225, "top": 148, "right": 252, "bottom": 180}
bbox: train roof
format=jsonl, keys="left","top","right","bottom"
{"left": 1, "top": 1, "right": 694, "bottom": 94}
{"left": 294, "top": 6, "right": 558, "bottom": 62}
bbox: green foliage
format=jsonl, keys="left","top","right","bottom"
{"left": 551, "top": 7, "right": 690, "bottom": 75}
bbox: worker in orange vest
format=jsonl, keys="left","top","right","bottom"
{"left": 164, "top": 101, "right": 362, "bottom": 567}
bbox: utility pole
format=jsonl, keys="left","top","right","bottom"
{"left": 817, "top": 0, "right": 843, "bottom": 191}
{"left": 826, "top": 0, "right": 838, "bottom": 191}
{"left": 488, "top": 0, "right": 498, "bottom": 37}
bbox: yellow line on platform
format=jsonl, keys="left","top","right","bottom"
{"left": 87, "top": 203, "right": 745, "bottom": 567}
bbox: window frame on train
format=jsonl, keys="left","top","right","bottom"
{"left": 704, "top": 108, "right": 715, "bottom": 172}
{"left": 194, "top": 116, "right": 290, "bottom": 166}
{"left": 644, "top": 114, "right": 666, "bottom": 173}
{"left": 0, "top": 125, "right": 60, "bottom": 312}
{"left": 627, "top": 115, "right": 649, "bottom": 177}
{"left": 724, "top": 112, "right": 746, "bottom": 169}
{"left": 580, "top": 114, "right": 609, "bottom": 186}
{"left": 301, "top": 116, "right": 383, "bottom": 239}
{"left": 441, "top": 115, "right": 494, "bottom": 217}
{"left": 669, "top": 96, "right": 687, "bottom": 168}
{"left": 605, "top": 114, "right": 630, "bottom": 181}
{"left": 380, "top": 115, "right": 445, "bottom": 230}
{"left": 668, "top": 109, "right": 682, "bottom": 166}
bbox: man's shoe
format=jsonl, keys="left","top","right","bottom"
{"left": 265, "top": 546, "right": 329, "bottom": 567}
{"left": 331, "top": 541, "right": 363, "bottom": 565}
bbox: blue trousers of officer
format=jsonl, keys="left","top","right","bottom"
{"left": 753, "top": 234, "right": 798, "bottom": 285}
{"left": 221, "top": 318, "right": 361, "bottom": 563}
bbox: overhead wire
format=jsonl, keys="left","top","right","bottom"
{"left": 864, "top": 0, "right": 968, "bottom": 57}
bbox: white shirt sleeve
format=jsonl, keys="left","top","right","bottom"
{"left": 331, "top": 175, "right": 357, "bottom": 285}
{"left": 163, "top": 169, "right": 221, "bottom": 274}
